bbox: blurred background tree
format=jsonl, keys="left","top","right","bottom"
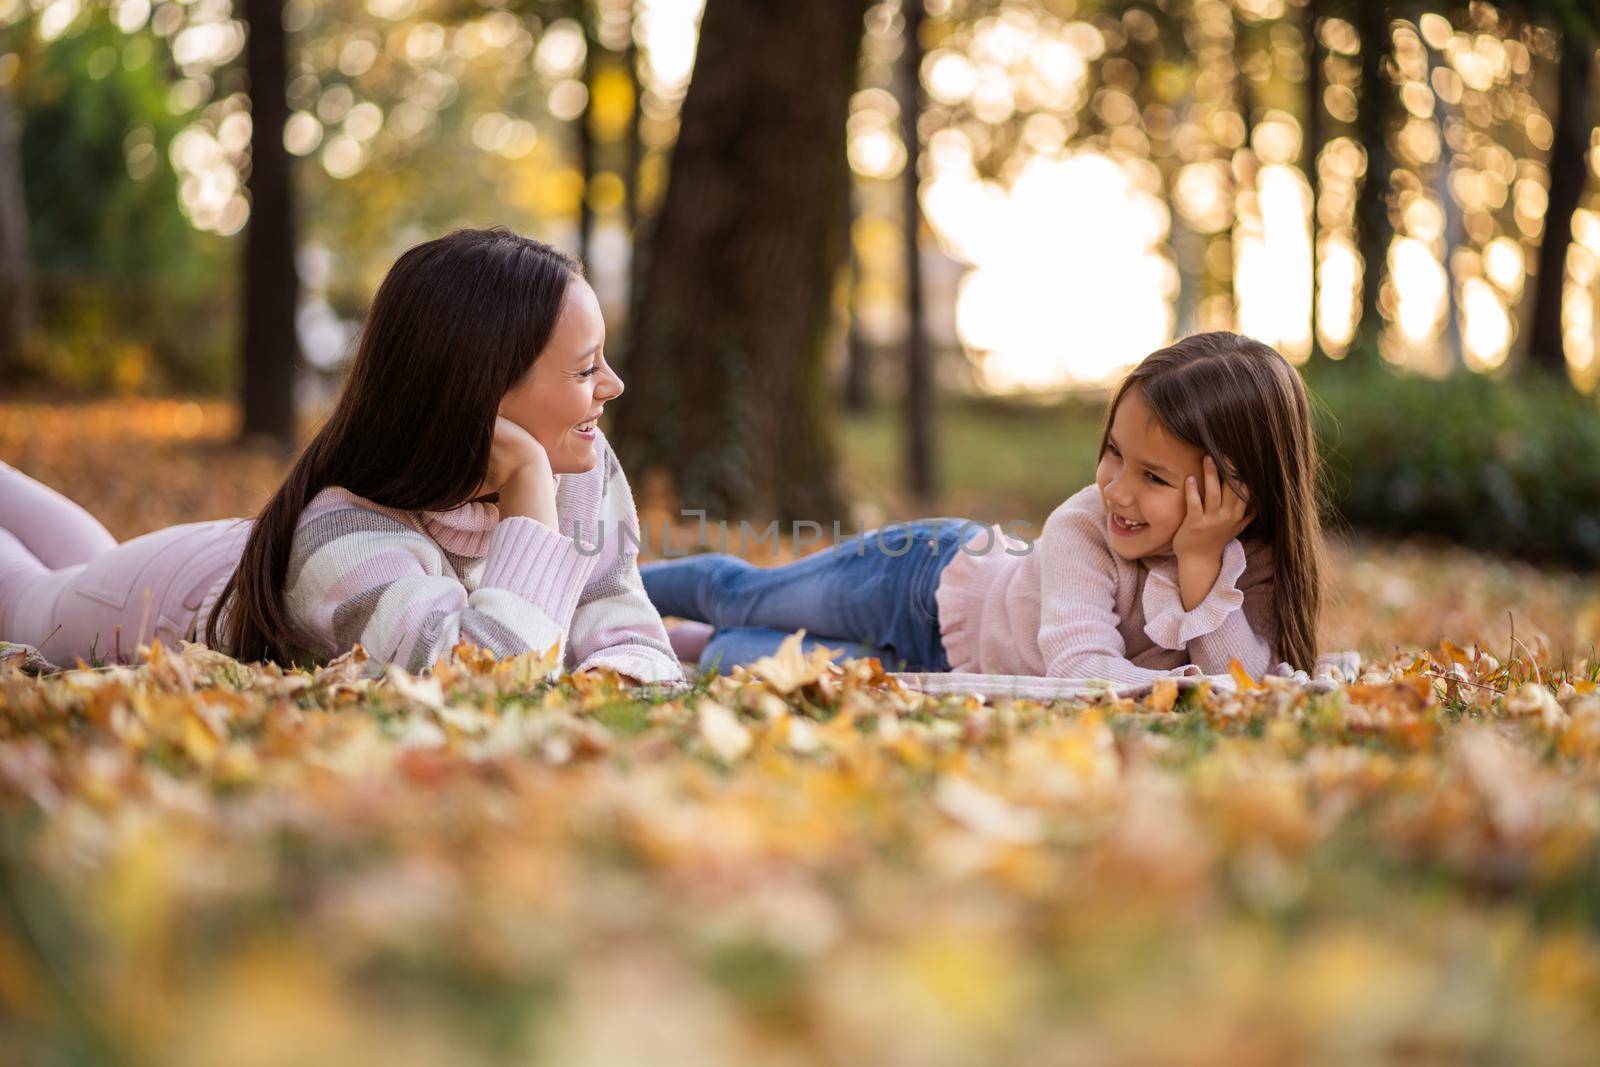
{"left": 1, "top": 0, "right": 1598, "bottom": 554}
{"left": 1521, "top": 0, "right": 1594, "bottom": 378}
{"left": 0, "top": 77, "right": 28, "bottom": 369}
{"left": 240, "top": 0, "right": 298, "bottom": 446}
{"left": 3, "top": 8, "right": 234, "bottom": 393}
{"left": 611, "top": 0, "right": 868, "bottom": 522}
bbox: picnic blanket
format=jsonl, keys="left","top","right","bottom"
{"left": 889, "top": 650, "right": 1360, "bottom": 701}
{"left": 890, "top": 669, "right": 1343, "bottom": 702}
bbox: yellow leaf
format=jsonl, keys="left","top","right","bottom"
{"left": 181, "top": 706, "right": 223, "bottom": 766}
{"left": 1229, "top": 659, "right": 1263, "bottom": 692}
{"left": 179, "top": 640, "right": 256, "bottom": 688}
{"left": 448, "top": 640, "right": 499, "bottom": 674}
{"left": 493, "top": 642, "right": 562, "bottom": 689}
{"left": 140, "top": 637, "right": 195, "bottom": 692}
{"left": 934, "top": 775, "right": 1043, "bottom": 844}
{"left": 313, "top": 644, "right": 371, "bottom": 698}
{"left": 1148, "top": 678, "right": 1180, "bottom": 713}
{"left": 696, "top": 699, "right": 752, "bottom": 762}
{"left": 1505, "top": 682, "right": 1565, "bottom": 730}
{"left": 747, "top": 630, "right": 840, "bottom": 695}
{"left": 383, "top": 666, "right": 446, "bottom": 712}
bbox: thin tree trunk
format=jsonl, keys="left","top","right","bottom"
{"left": 1128, "top": 6, "right": 1197, "bottom": 342}
{"left": 611, "top": 0, "right": 867, "bottom": 521}
{"left": 623, "top": 3, "right": 640, "bottom": 243}
{"left": 0, "top": 82, "right": 30, "bottom": 381}
{"left": 1171, "top": 212, "right": 1205, "bottom": 335}
{"left": 1528, "top": 25, "right": 1594, "bottom": 379}
{"left": 843, "top": 186, "right": 871, "bottom": 411}
{"left": 901, "top": 0, "right": 933, "bottom": 501}
{"left": 1352, "top": 0, "right": 1394, "bottom": 364}
{"left": 1428, "top": 40, "right": 1464, "bottom": 371}
{"left": 620, "top": 0, "right": 647, "bottom": 361}
{"left": 1303, "top": 0, "right": 1325, "bottom": 360}
{"left": 577, "top": 0, "right": 596, "bottom": 267}
{"left": 1192, "top": 0, "right": 1238, "bottom": 325}
{"left": 241, "top": 0, "right": 301, "bottom": 447}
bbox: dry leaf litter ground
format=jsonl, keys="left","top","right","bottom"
{"left": 3, "top": 399, "right": 1600, "bottom": 1065}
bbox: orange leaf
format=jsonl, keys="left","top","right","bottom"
{"left": 1229, "top": 659, "right": 1262, "bottom": 691}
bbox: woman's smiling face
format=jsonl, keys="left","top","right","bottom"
{"left": 496, "top": 277, "right": 623, "bottom": 475}
{"left": 1094, "top": 386, "right": 1208, "bottom": 559}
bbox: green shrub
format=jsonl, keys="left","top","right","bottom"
{"left": 1310, "top": 365, "right": 1600, "bottom": 566}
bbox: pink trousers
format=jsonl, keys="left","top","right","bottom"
{"left": 0, "top": 461, "right": 250, "bottom": 664}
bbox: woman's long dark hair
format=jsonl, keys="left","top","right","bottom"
{"left": 1101, "top": 332, "right": 1326, "bottom": 670}
{"left": 209, "top": 228, "right": 580, "bottom": 662}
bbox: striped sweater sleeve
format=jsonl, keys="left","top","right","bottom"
{"left": 286, "top": 493, "right": 599, "bottom": 675}
{"left": 561, "top": 436, "right": 684, "bottom": 684}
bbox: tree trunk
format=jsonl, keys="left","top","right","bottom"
{"left": 577, "top": 0, "right": 597, "bottom": 267}
{"left": 611, "top": 0, "right": 866, "bottom": 522}
{"left": 241, "top": 0, "right": 301, "bottom": 447}
{"left": 1528, "top": 25, "right": 1594, "bottom": 379}
{"left": 0, "top": 82, "right": 30, "bottom": 381}
{"left": 1352, "top": 0, "right": 1393, "bottom": 364}
{"left": 843, "top": 186, "right": 871, "bottom": 411}
{"left": 1428, "top": 41, "right": 1464, "bottom": 371}
{"left": 1192, "top": 0, "right": 1238, "bottom": 325}
{"left": 623, "top": 4, "right": 640, "bottom": 243}
{"left": 621, "top": 0, "right": 644, "bottom": 355}
{"left": 900, "top": 0, "right": 933, "bottom": 502}
{"left": 1303, "top": 0, "right": 1325, "bottom": 360}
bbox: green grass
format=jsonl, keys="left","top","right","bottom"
{"left": 837, "top": 395, "right": 1106, "bottom": 523}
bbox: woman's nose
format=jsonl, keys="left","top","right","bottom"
{"left": 599, "top": 365, "right": 624, "bottom": 401}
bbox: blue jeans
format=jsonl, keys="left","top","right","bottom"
{"left": 641, "top": 519, "right": 981, "bottom": 672}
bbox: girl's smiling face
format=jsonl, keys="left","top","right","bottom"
{"left": 1095, "top": 386, "right": 1208, "bottom": 559}
{"left": 497, "top": 277, "right": 623, "bottom": 475}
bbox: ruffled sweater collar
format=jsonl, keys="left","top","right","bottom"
{"left": 417, "top": 499, "right": 499, "bottom": 557}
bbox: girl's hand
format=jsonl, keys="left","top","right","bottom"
{"left": 1172, "top": 456, "right": 1251, "bottom": 561}
{"left": 1172, "top": 456, "right": 1251, "bottom": 612}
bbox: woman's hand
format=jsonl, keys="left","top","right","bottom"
{"left": 572, "top": 666, "right": 644, "bottom": 687}
{"left": 1172, "top": 456, "right": 1252, "bottom": 611}
{"left": 479, "top": 416, "right": 559, "bottom": 529}
{"left": 477, "top": 416, "right": 552, "bottom": 495}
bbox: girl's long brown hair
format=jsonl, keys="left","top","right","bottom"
{"left": 1101, "top": 332, "right": 1325, "bottom": 670}
{"left": 209, "top": 228, "right": 580, "bottom": 663}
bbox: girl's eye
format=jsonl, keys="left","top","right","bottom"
{"left": 577, "top": 366, "right": 600, "bottom": 379}
{"left": 1145, "top": 471, "right": 1169, "bottom": 488}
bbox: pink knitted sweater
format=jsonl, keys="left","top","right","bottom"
{"left": 934, "top": 485, "right": 1278, "bottom": 684}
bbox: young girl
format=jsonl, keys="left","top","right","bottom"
{"left": 0, "top": 228, "right": 681, "bottom": 684}
{"left": 644, "top": 332, "right": 1323, "bottom": 684}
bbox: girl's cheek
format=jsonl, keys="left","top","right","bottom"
{"left": 1156, "top": 494, "right": 1182, "bottom": 531}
